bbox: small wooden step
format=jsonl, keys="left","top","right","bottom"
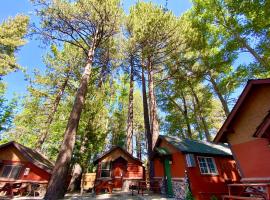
{"left": 222, "top": 195, "right": 264, "bottom": 200}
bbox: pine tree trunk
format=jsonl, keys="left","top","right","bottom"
{"left": 180, "top": 92, "right": 193, "bottom": 139}
{"left": 136, "top": 132, "right": 142, "bottom": 160}
{"left": 188, "top": 82, "right": 211, "bottom": 141}
{"left": 44, "top": 48, "right": 94, "bottom": 200}
{"left": 147, "top": 59, "right": 159, "bottom": 149}
{"left": 141, "top": 67, "right": 154, "bottom": 180}
{"left": 191, "top": 98, "right": 203, "bottom": 140}
{"left": 167, "top": 96, "right": 192, "bottom": 139}
{"left": 126, "top": 56, "right": 134, "bottom": 154}
{"left": 36, "top": 70, "right": 71, "bottom": 152}
{"left": 208, "top": 74, "right": 230, "bottom": 116}
{"left": 190, "top": 86, "right": 211, "bottom": 141}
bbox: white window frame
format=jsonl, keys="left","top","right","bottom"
{"left": 100, "top": 162, "right": 111, "bottom": 178}
{"left": 197, "top": 156, "right": 218, "bottom": 175}
{"left": 0, "top": 164, "right": 23, "bottom": 179}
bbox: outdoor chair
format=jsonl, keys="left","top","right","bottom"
{"left": 31, "top": 183, "right": 47, "bottom": 197}
{"left": 12, "top": 183, "right": 30, "bottom": 196}
{"left": 0, "top": 182, "right": 7, "bottom": 196}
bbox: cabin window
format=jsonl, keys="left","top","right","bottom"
{"left": 186, "top": 154, "right": 196, "bottom": 167}
{"left": 100, "top": 162, "right": 111, "bottom": 178}
{"left": 197, "top": 156, "right": 218, "bottom": 175}
{"left": 0, "top": 165, "right": 22, "bottom": 179}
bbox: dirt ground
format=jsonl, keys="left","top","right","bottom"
{"left": 63, "top": 191, "right": 174, "bottom": 200}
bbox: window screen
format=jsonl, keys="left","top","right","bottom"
{"left": 198, "top": 157, "right": 218, "bottom": 175}
{"left": 100, "top": 162, "right": 111, "bottom": 178}
{"left": 0, "top": 165, "right": 22, "bottom": 179}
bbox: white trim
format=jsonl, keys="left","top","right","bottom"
{"left": 197, "top": 156, "right": 219, "bottom": 175}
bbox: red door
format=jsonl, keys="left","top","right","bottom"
{"left": 112, "top": 157, "right": 127, "bottom": 189}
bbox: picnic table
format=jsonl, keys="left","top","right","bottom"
{"left": 222, "top": 183, "right": 270, "bottom": 200}
{"left": 130, "top": 180, "right": 160, "bottom": 196}
{"left": 0, "top": 180, "right": 48, "bottom": 198}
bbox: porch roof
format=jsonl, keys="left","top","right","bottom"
{"left": 159, "top": 135, "right": 232, "bottom": 156}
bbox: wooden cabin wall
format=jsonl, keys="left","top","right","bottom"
{"left": 153, "top": 139, "right": 186, "bottom": 179}
{"left": 153, "top": 139, "right": 240, "bottom": 200}
{"left": 0, "top": 146, "right": 51, "bottom": 182}
{"left": 96, "top": 149, "right": 144, "bottom": 180}
{"left": 187, "top": 155, "right": 240, "bottom": 200}
{"left": 226, "top": 85, "right": 270, "bottom": 180}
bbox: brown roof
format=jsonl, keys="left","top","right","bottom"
{"left": 93, "top": 146, "right": 142, "bottom": 165}
{"left": 0, "top": 141, "right": 54, "bottom": 174}
{"left": 214, "top": 78, "right": 270, "bottom": 143}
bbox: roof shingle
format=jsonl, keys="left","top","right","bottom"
{"left": 160, "top": 135, "right": 232, "bottom": 156}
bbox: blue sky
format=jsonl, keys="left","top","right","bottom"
{"left": 1, "top": 0, "right": 192, "bottom": 101}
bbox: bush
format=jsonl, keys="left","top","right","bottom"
{"left": 210, "top": 195, "right": 218, "bottom": 200}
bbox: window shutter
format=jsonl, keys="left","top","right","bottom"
{"left": 186, "top": 154, "right": 196, "bottom": 167}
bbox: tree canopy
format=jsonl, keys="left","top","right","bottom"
{"left": 1, "top": 0, "right": 270, "bottom": 198}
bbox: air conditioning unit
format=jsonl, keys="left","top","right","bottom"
{"left": 186, "top": 154, "right": 196, "bottom": 167}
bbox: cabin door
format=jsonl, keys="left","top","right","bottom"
{"left": 164, "top": 157, "right": 173, "bottom": 197}
{"left": 112, "top": 157, "right": 127, "bottom": 189}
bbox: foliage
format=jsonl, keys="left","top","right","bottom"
{"left": 0, "top": 15, "right": 29, "bottom": 76}
{"left": 1, "top": 1, "right": 270, "bottom": 196}
{"left": 185, "top": 187, "right": 194, "bottom": 200}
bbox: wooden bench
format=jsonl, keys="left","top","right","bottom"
{"left": 94, "top": 180, "right": 113, "bottom": 195}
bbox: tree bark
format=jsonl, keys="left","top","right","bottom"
{"left": 208, "top": 74, "right": 230, "bottom": 116}
{"left": 126, "top": 56, "right": 134, "bottom": 154}
{"left": 167, "top": 96, "right": 192, "bottom": 139}
{"left": 141, "top": 67, "right": 154, "bottom": 180}
{"left": 191, "top": 98, "right": 203, "bottom": 140}
{"left": 188, "top": 83, "right": 211, "bottom": 141}
{"left": 180, "top": 92, "right": 193, "bottom": 139}
{"left": 136, "top": 132, "right": 142, "bottom": 160}
{"left": 36, "top": 70, "right": 71, "bottom": 152}
{"left": 147, "top": 58, "right": 159, "bottom": 149}
{"left": 44, "top": 48, "right": 94, "bottom": 200}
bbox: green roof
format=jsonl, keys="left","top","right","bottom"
{"left": 160, "top": 135, "right": 232, "bottom": 156}
{"left": 155, "top": 147, "right": 171, "bottom": 156}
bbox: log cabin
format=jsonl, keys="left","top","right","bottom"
{"left": 93, "top": 146, "right": 144, "bottom": 193}
{"left": 214, "top": 79, "right": 270, "bottom": 199}
{"left": 0, "top": 141, "right": 53, "bottom": 183}
{"left": 153, "top": 135, "right": 240, "bottom": 200}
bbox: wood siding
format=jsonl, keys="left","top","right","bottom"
{"left": 227, "top": 85, "right": 270, "bottom": 145}
{"left": 225, "top": 85, "right": 270, "bottom": 180}
{"left": 0, "top": 146, "right": 51, "bottom": 182}
{"left": 187, "top": 155, "right": 240, "bottom": 200}
{"left": 231, "top": 138, "right": 270, "bottom": 180}
{"left": 153, "top": 138, "right": 240, "bottom": 200}
{"left": 96, "top": 148, "right": 144, "bottom": 180}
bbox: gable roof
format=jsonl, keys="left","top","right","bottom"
{"left": 93, "top": 146, "right": 142, "bottom": 165}
{"left": 214, "top": 78, "right": 270, "bottom": 143}
{"left": 158, "top": 135, "right": 232, "bottom": 156}
{"left": 253, "top": 111, "right": 270, "bottom": 139}
{"left": 0, "top": 141, "right": 54, "bottom": 174}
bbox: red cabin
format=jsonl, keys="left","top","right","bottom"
{"left": 214, "top": 79, "right": 270, "bottom": 199}
{"left": 153, "top": 135, "right": 240, "bottom": 200}
{"left": 93, "top": 146, "right": 144, "bottom": 193}
{"left": 0, "top": 141, "right": 53, "bottom": 184}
